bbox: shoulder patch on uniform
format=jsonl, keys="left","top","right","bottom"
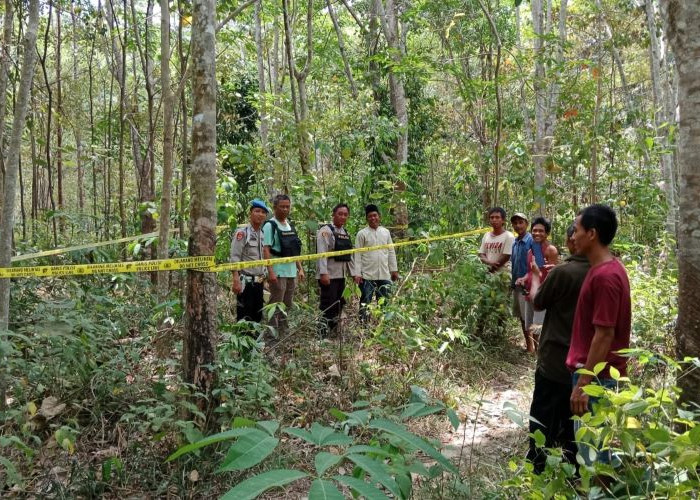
{"left": 236, "top": 230, "right": 245, "bottom": 241}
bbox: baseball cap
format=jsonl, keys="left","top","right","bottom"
{"left": 250, "top": 198, "right": 270, "bottom": 213}
{"left": 510, "top": 212, "right": 528, "bottom": 222}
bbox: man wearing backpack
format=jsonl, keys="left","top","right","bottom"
{"left": 263, "top": 194, "right": 305, "bottom": 337}
{"left": 316, "top": 203, "right": 354, "bottom": 337}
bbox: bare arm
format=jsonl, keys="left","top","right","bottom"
{"left": 571, "top": 326, "right": 615, "bottom": 416}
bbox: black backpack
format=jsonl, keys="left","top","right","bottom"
{"left": 265, "top": 219, "right": 302, "bottom": 257}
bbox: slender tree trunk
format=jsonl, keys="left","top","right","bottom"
{"left": 377, "top": 0, "right": 408, "bottom": 234}
{"left": 0, "top": 0, "right": 14, "bottom": 206}
{"left": 71, "top": 0, "right": 84, "bottom": 213}
{"left": 118, "top": 0, "right": 127, "bottom": 238}
{"left": 40, "top": 3, "right": 58, "bottom": 245}
{"left": 88, "top": 29, "right": 98, "bottom": 238}
{"left": 0, "top": 0, "right": 40, "bottom": 329}
{"left": 661, "top": 0, "right": 700, "bottom": 408}
{"left": 56, "top": 9, "right": 64, "bottom": 233}
{"left": 177, "top": 0, "right": 189, "bottom": 237}
{"left": 646, "top": 0, "right": 677, "bottom": 234}
{"left": 254, "top": 0, "right": 269, "bottom": 151}
{"left": 158, "top": 0, "right": 175, "bottom": 297}
{"left": 184, "top": 0, "right": 217, "bottom": 415}
{"left": 326, "top": 0, "right": 357, "bottom": 98}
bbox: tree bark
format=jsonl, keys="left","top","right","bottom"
{"left": 71, "top": 0, "right": 84, "bottom": 213}
{"left": 184, "top": 0, "right": 217, "bottom": 415}
{"left": 646, "top": 0, "right": 677, "bottom": 234}
{"left": 0, "top": 0, "right": 40, "bottom": 330}
{"left": 0, "top": 0, "right": 14, "bottom": 207}
{"left": 254, "top": 0, "right": 269, "bottom": 151}
{"left": 56, "top": 8, "right": 64, "bottom": 233}
{"left": 158, "top": 0, "right": 175, "bottom": 297}
{"left": 326, "top": 0, "right": 358, "bottom": 98}
{"left": 377, "top": 0, "right": 408, "bottom": 235}
{"left": 661, "top": 0, "right": 700, "bottom": 408}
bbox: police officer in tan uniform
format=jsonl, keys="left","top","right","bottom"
{"left": 316, "top": 203, "right": 354, "bottom": 337}
{"left": 230, "top": 199, "right": 269, "bottom": 323}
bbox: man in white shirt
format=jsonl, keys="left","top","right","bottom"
{"left": 478, "top": 207, "right": 514, "bottom": 273}
{"left": 352, "top": 204, "right": 399, "bottom": 321}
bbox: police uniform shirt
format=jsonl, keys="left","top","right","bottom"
{"left": 230, "top": 225, "right": 265, "bottom": 276}
{"left": 316, "top": 224, "right": 354, "bottom": 279}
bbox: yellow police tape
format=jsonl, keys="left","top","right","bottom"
{"left": 0, "top": 227, "right": 488, "bottom": 278}
{"left": 10, "top": 225, "right": 234, "bottom": 262}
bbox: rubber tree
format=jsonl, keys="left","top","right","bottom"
{"left": 661, "top": 0, "right": 700, "bottom": 408}
{"left": 0, "top": 0, "right": 40, "bottom": 330}
{"left": 183, "top": 0, "right": 218, "bottom": 414}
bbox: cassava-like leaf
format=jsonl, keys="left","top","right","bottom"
{"left": 220, "top": 469, "right": 307, "bottom": 500}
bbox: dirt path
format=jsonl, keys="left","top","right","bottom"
{"left": 442, "top": 342, "right": 536, "bottom": 484}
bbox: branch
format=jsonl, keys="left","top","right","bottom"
{"left": 216, "top": 0, "right": 257, "bottom": 32}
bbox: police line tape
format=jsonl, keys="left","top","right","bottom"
{"left": 0, "top": 227, "right": 488, "bottom": 278}
{"left": 9, "top": 225, "right": 234, "bottom": 263}
{"left": 10, "top": 224, "right": 409, "bottom": 263}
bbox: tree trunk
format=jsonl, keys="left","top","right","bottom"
{"left": 646, "top": 0, "right": 677, "bottom": 235}
{"left": 377, "top": 0, "right": 408, "bottom": 235}
{"left": 158, "top": 0, "right": 175, "bottom": 297}
{"left": 56, "top": 8, "right": 64, "bottom": 233}
{"left": 254, "top": 0, "right": 269, "bottom": 151}
{"left": 0, "top": 0, "right": 40, "bottom": 330}
{"left": 0, "top": 0, "right": 14, "bottom": 208}
{"left": 326, "top": 0, "right": 357, "bottom": 98}
{"left": 661, "top": 0, "right": 700, "bottom": 408}
{"left": 40, "top": 3, "right": 58, "bottom": 245}
{"left": 184, "top": 0, "right": 217, "bottom": 415}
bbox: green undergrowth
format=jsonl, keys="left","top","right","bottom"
{"left": 0, "top": 238, "right": 685, "bottom": 499}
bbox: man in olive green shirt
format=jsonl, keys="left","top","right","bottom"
{"left": 526, "top": 225, "right": 590, "bottom": 473}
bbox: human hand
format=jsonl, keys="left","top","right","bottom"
{"left": 320, "top": 274, "right": 330, "bottom": 286}
{"left": 232, "top": 279, "right": 242, "bottom": 295}
{"left": 297, "top": 268, "right": 305, "bottom": 281}
{"left": 268, "top": 271, "right": 277, "bottom": 284}
{"left": 391, "top": 271, "right": 399, "bottom": 282}
{"left": 570, "top": 380, "right": 591, "bottom": 416}
{"left": 353, "top": 276, "right": 363, "bottom": 285}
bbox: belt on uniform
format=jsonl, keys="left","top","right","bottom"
{"left": 240, "top": 274, "right": 264, "bottom": 284}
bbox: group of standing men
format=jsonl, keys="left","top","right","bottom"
{"left": 479, "top": 204, "right": 631, "bottom": 472}
{"left": 229, "top": 194, "right": 399, "bottom": 338}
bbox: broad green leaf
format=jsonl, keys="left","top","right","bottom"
{"left": 315, "top": 451, "right": 343, "bottom": 476}
{"left": 217, "top": 430, "right": 279, "bottom": 472}
{"left": 369, "top": 418, "right": 458, "bottom": 474}
{"left": 622, "top": 400, "right": 649, "bottom": 416}
{"left": 593, "top": 362, "right": 607, "bottom": 376}
{"left": 447, "top": 408, "right": 460, "bottom": 431}
{"left": 532, "top": 429, "right": 546, "bottom": 448}
{"left": 333, "top": 475, "right": 389, "bottom": 500}
{"left": 0, "top": 456, "right": 22, "bottom": 487}
{"left": 233, "top": 417, "right": 256, "bottom": 428}
{"left": 308, "top": 479, "right": 344, "bottom": 500}
{"left": 344, "top": 445, "right": 393, "bottom": 458}
{"left": 283, "top": 427, "right": 316, "bottom": 445}
{"left": 256, "top": 420, "right": 279, "bottom": 437}
{"left": 220, "top": 469, "right": 307, "bottom": 500}
{"left": 609, "top": 366, "right": 620, "bottom": 381}
{"left": 581, "top": 385, "right": 605, "bottom": 397}
{"left": 575, "top": 368, "right": 595, "bottom": 377}
{"left": 166, "top": 428, "right": 253, "bottom": 461}
{"left": 346, "top": 454, "right": 401, "bottom": 498}
{"left": 346, "top": 410, "right": 370, "bottom": 426}
{"left": 329, "top": 408, "right": 347, "bottom": 421}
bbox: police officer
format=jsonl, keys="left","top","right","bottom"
{"left": 230, "top": 199, "right": 269, "bottom": 323}
{"left": 316, "top": 203, "right": 354, "bottom": 337}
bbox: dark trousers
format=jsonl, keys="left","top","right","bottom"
{"left": 526, "top": 370, "right": 577, "bottom": 474}
{"left": 359, "top": 279, "right": 392, "bottom": 321}
{"left": 318, "top": 278, "right": 346, "bottom": 336}
{"left": 236, "top": 280, "right": 264, "bottom": 323}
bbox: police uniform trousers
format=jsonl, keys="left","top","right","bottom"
{"left": 237, "top": 275, "right": 264, "bottom": 323}
{"left": 318, "top": 278, "right": 346, "bottom": 336}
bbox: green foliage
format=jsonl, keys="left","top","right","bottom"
{"left": 168, "top": 393, "right": 462, "bottom": 499}
{"left": 501, "top": 350, "right": 700, "bottom": 498}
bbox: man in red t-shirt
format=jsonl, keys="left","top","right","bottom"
{"left": 567, "top": 204, "right": 631, "bottom": 418}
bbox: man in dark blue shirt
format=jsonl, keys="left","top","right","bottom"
{"left": 510, "top": 212, "right": 544, "bottom": 352}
